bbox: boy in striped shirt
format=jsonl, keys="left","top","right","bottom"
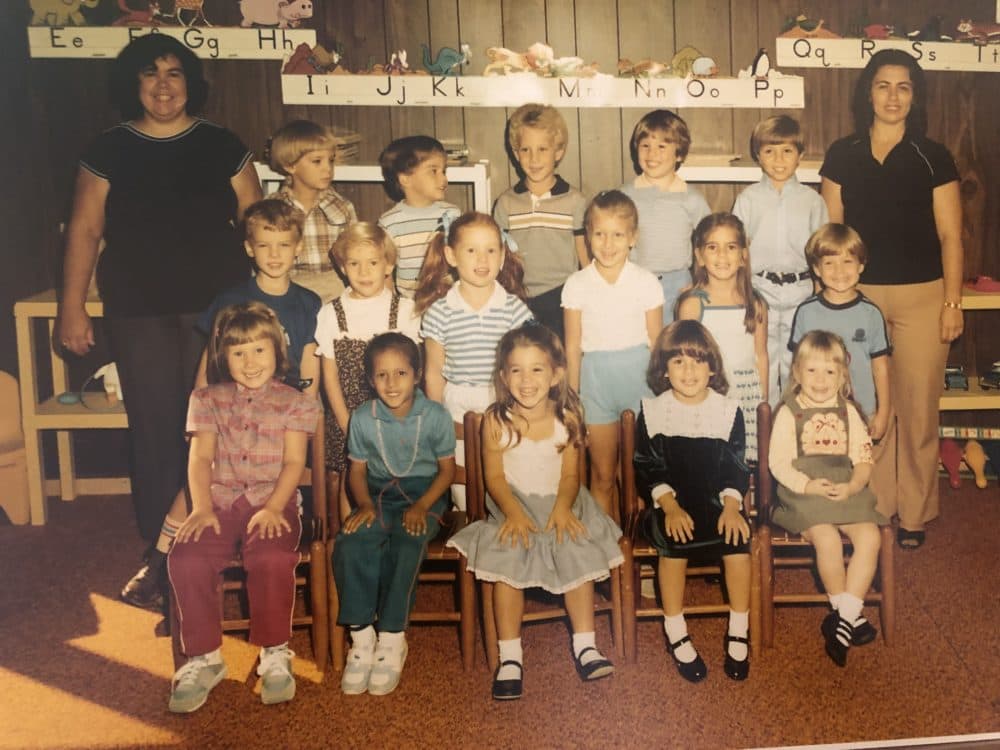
{"left": 493, "top": 104, "right": 588, "bottom": 341}
{"left": 377, "top": 136, "right": 460, "bottom": 299}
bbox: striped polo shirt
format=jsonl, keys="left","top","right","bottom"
{"left": 378, "top": 200, "right": 461, "bottom": 298}
{"left": 420, "top": 282, "right": 533, "bottom": 385}
{"left": 493, "top": 175, "right": 586, "bottom": 297}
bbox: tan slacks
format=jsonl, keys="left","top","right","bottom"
{"left": 859, "top": 279, "right": 948, "bottom": 531}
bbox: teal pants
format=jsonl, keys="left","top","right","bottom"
{"left": 333, "top": 476, "right": 448, "bottom": 632}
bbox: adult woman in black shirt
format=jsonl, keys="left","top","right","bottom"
{"left": 820, "top": 50, "right": 964, "bottom": 550}
{"left": 57, "top": 34, "right": 262, "bottom": 596}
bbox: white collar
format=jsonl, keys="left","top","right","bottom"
{"left": 444, "top": 281, "right": 506, "bottom": 313}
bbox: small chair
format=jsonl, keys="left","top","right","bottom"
{"left": 618, "top": 408, "right": 763, "bottom": 663}
{"left": 0, "top": 371, "right": 30, "bottom": 525}
{"left": 465, "top": 413, "right": 625, "bottom": 672}
{"left": 328, "top": 411, "right": 478, "bottom": 671}
{"left": 171, "top": 421, "right": 330, "bottom": 672}
{"left": 756, "top": 402, "right": 896, "bottom": 648}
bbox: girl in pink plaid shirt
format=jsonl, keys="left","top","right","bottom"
{"left": 166, "top": 301, "right": 320, "bottom": 713}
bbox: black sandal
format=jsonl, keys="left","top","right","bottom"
{"left": 723, "top": 634, "right": 750, "bottom": 681}
{"left": 896, "top": 527, "right": 925, "bottom": 550}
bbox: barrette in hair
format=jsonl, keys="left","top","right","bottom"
{"left": 500, "top": 227, "right": 519, "bottom": 253}
{"left": 438, "top": 212, "right": 454, "bottom": 236}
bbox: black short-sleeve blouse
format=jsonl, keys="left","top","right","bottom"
{"left": 81, "top": 119, "right": 253, "bottom": 316}
{"left": 820, "top": 134, "right": 958, "bottom": 285}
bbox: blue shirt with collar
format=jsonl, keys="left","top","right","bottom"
{"left": 733, "top": 175, "right": 829, "bottom": 275}
{"left": 347, "top": 388, "right": 456, "bottom": 483}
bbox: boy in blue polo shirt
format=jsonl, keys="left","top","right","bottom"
{"left": 734, "top": 116, "right": 828, "bottom": 406}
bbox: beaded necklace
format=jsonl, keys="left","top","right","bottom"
{"left": 374, "top": 409, "right": 423, "bottom": 478}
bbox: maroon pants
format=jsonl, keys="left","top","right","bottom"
{"left": 167, "top": 495, "right": 302, "bottom": 657}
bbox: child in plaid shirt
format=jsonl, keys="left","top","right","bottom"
{"left": 271, "top": 120, "right": 357, "bottom": 303}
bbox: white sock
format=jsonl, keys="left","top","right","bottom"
{"left": 727, "top": 610, "right": 749, "bottom": 661}
{"left": 198, "top": 648, "right": 222, "bottom": 665}
{"left": 497, "top": 638, "right": 522, "bottom": 680}
{"left": 349, "top": 625, "right": 376, "bottom": 650}
{"left": 377, "top": 630, "right": 406, "bottom": 649}
{"left": 828, "top": 592, "right": 843, "bottom": 611}
{"left": 663, "top": 614, "right": 697, "bottom": 663}
{"left": 839, "top": 593, "right": 864, "bottom": 627}
{"left": 261, "top": 641, "right": 289, "bottom": 657}
{"left": 572, "top": 631, "right": 600, "bottom": 665}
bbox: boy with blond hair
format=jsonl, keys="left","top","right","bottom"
{"left": 733, "top": 115, "right": 828, "bottom": 405}
{"left": 494, "top": 103, "right": 588, "bottom": 339}
{"left": 271, "top": 119, "right": 357, "bottom": 303}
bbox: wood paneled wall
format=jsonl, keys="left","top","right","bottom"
{"left": 4, "top": 0, "right": 999, "bottom": 386}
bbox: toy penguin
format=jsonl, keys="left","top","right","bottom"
{"left": 751, "top": 48, "right": 770, "bottom": 78}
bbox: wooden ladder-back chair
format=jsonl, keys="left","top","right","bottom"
{"left": 171, "top": 420, "right": 330, "bottom": 672}
{"left": 466, "top": 412, "right": 625, "bottom": 672}
{"left": 328, "top": 411, "right": 478, "bottom": 671}
{"left": 756, "top": 402, "right": 896, "bottom": 648}
{"left": 618, "top": 407, "right": 763, "bottom": 664}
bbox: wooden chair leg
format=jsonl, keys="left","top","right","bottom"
{"left": 481, "top": 581, "right": 498, "bottom": 672}
{"left": 459, "top": 564, "right": 477, "bottom": 671}
{"left": 760, "top": 528, "right": 775, "bottom": 648}
{"left": 308, "top": 541, "right": 329, "bottom": 674}
{"left": 619, "top": 545, "right": 638, "bottom": 664}
{"left": 878, "top": 525, "right": 895, "bottom": 646}
{"left": 327, "top": 538, "right": 346, "bottom": 670}
{"left": 749, "top": 536, "right": 762, "bottom": 659}
{"left": 609, "top": 555, "right": 625, "bottom": 660}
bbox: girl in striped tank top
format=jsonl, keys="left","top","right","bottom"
{"left": 416, "top": 212, "right": 532, "bottom": 509}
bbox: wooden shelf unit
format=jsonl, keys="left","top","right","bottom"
{"left": 939, "top": 290, "right": 1000, "bottom": 412}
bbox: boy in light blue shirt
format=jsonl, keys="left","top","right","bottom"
{"left": 733, "top": 116, "right": 828, "bottom": 406}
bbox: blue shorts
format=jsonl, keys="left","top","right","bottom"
{"left": 580, "top": 344, "right": 652, "bottom": 425}
{"left": 657, "top": 269, "right": 691, "bottom": 324}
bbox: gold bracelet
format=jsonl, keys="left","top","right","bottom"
{"left": 943, "top": 300, "right": 962, "bottom": 310}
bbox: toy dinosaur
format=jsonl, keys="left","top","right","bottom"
{"left": 421, "top": 44, "right": 471, "bottom": 76}
{"left": 956, "top": 19, "right": 1000, "bottom": 45}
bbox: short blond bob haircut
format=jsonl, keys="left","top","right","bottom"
{"left": 329, "top": 221, "right": 399, "bottom": 269}
{"left": 269, "top": 119, "right": 337, "bottom": 175}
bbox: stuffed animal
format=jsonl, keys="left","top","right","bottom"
{"left": 421, "top": 44, "right": 471, "bottom": 76}
{"left": 240, "top": 0, "right": 313, "bottom": 29}
{"left": 956, "top": 19, "right": 1000, "bottom": 45}
{"left": 112, "top": 0, "right": 163, "bottom": 26}
{"left": 964, "top": 440, "right": 989, "bottom": 489}
{"left": 940, "top": 438, "right": 963, "bottom": 489}
{"left": 31, "top": 0, "right": 100, "bottom": 26}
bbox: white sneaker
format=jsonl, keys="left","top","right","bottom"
{"left": 341, "top": 641, "right": 376, "bottom": 695}
{"left": 257, "top": 644, "right": 295, "bottom": 705}
{"left": 367, "top": 638, "right": 408, "bottom": 696}
{"left": 169, "top": 654, "right": 227, "bottom": 713}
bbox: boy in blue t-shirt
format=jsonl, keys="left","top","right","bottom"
{"left": 789, "top": 223, "right": 890, "bottom": 439}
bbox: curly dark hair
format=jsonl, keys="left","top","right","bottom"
{"left": 110, "top": 34, "right": 209, "bottom": 121}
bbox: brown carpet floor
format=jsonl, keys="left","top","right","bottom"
{"left": 0, "top": 479, "right": 998, "bottom": 749}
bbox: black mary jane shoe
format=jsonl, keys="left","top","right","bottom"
{"left": 822, "top": 612, "right": 851, "bottom": 668}
{"left": 574, "top": 647, "right": 615, "bottom": 681}
{"left": 821, "top": 613, "right": 877, "bottom": 647}
{"left": 492, "top": 660, "right": 523, "bottom": 701}
{"left": 723, "top": 634, "right": 750, "bottom": 681}
{"left": 666, "top": 635, "right": 707, "bottom": 683}
{"left": 896, "top": 527, "right": 925, "bottom": 550}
